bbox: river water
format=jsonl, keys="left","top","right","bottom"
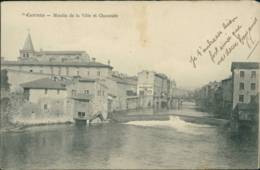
{"left": 1, "top": 102, "right": 258, "bottom": 169}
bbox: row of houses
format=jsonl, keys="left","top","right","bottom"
{"left": 1, "top": 31, "right": 178, "bottom": 124}
{"left": 195, "top": 62, "right": 259, "bottom": 132}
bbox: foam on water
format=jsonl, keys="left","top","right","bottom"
{"left": 125, "top": 116, "right": 213, "bottom": 135}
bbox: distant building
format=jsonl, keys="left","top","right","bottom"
{"left": 1, "top": 32, "right": 113, "bottom": 79}
{"left": 19, "top": 32, "right": 90, "bottom": 62}
{"left": 222, "top": 77, "right": 232, "bottom": 118}
{"left": 137, "top": 70, "right": 176, "bottom": 109}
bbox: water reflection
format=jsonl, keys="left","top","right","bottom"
{"left": 1, "top": 103, "right": 258, "bottom": 169}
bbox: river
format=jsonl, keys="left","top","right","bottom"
{"left": 1, "top": 102, "right": 258, "bottom": 169}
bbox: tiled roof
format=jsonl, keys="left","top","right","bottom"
{"left": 22, "top": 33, "right": 34, "bottom": 51}
{"left": 20, "top": 78, "right": 66, "bottom": 90}
{"left": 222, "top": 77, "right": 232, "bottom": 82}
{"left": 78, "top": 78, "right": 96, "bottom": 82}
{"left": 2, "top": 61, "right": 113, "bottom": 69}
{"left": 35, "top": 51, "right": 85, "bottom": 55}
{"left": 71, "top": 94, "right": 94, "bottom": 100}
{"left": 107, "top": 76, "right": 127, "bottom": 84}
{"left": 231, "top": 62, "right": 259, "bottom": 71}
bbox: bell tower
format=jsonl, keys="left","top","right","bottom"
{"left": 19, "top": 29, "right": 35, "bottom": 60}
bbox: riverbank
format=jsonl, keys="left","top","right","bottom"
{"left": 1, "top": 120, "right": 74, "bottom": 133}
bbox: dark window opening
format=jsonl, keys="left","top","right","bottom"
{"left": 45, "top": 89, "right": 48, "bottom": 94}
{"left": 251, "top": 71, "right": 256, "bottom": 78}
{"left": 239, "top": 95, "right": 244, "bottom": 103}
{"left": 251, "top": 83, "right": 256, "bottom": 90}
{"left": 240, "top": 71, "right": 245, "bottom": 78}
{"left": 239, "top": 83, "right": 244, "bottom": 90}
{"left": 44, "top": 104, "right": 48, "bottom": 110}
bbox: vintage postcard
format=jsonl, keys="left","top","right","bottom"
{"left": 1, "top": 1, "right": 259, "bottom": 169}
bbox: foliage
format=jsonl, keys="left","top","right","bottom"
{"left": 1, "top": 93, "right": 23, "bottom": 127}
{"left": 1, "top": 69, "right": 11, "bottom": 90}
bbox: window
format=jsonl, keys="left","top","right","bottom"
{"left": 239, "top": 83, "right": 244, "bottom": 90}
{"left": 71, "top": 90, "right": 76, "bottom": 96}
{"left": 45, "top": 89, "right": 48, "bottom": 94}
{"left": 44, "top": 104, "right": 48, "bottom": 110}
{"left": 240, "top": 71, "right": 244, "bottom": 78}
{"left": 57, "top": 101, "right": 59, "bottom": 106}
{"left": 250, "top": 95, "right": 255, "bottom": 102}
{"left": 66, "top": 67, "right": 69, "bottom": 75}
{"left": 251, "top": 83, "right": 256, "bottom": 90}
{"left": 57, "top": 90, "right": 60, "bottom": 95}
{"left": 239, "top": 95, "right": 244, "bottom": 102}
{"left": 85, "top": 90, "right": 89, "bottom": 94}
{"left": 23, "top": 54, "right": 25, "bottom": 58}
{"left": 30, "top": 67, "right": 33, "bottom": 72}
{"left": 103, "top": 91, "right": 105, "bottom": 96}
{"left": 27, "top": 54, "right": 29, "bottom": 58}
{"left": 98, "top": 91, "right": 101, "bottom": 96}
{"left": 251, "top": 71, "right": 256, "bottom": 78}
{"left": 76, "top": 68, "right": 79, "bottom": 76}
{"left": 86, "top": 68, "right": 89, "bottom": 76}
{"left": 58, "top": 67, "right": 61, "bottom": 75}
{"left": 146, "top": 72, "right": 149, "bottom": 79}
{"left": 97, "top": 68, "right": 100, "bottom": 76}
{"left": 78, "top": 112, "right": 85, "bottom": 118}
{"left": 40, "top": 67, "right": 43, "bottom": 73}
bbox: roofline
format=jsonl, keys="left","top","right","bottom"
{"left": 2, "top": 61, "right": 113, "bottom": 69}
{"left": 21, "top": 86, "right": 66, "bottom": 90}
{"left": 78, "top": 80, "right": 96, "bottom": 82}
{"left": 222, "top": 78, "right": 232, "bottom": 82}
{"left": 231, "top": 62, "right": 259, "bottom": 71}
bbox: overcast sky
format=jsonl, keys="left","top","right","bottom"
{"left": 1, "top": 1, "right": 259, "bottom": 88}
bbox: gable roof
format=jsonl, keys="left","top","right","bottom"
{"left": 231, "top": 62, "right": 259, "bottom": 71}
{"left": 2, "top": 61, "right": 113, "bottom": 69}
{"left": 71, "top": 94, "right": 94, "bottom": 100}
{"left": 20, "top": 78, "right": 66, "bottom": 90}
{"left": 22, "top": 33, "right": 34, "bottom": 51}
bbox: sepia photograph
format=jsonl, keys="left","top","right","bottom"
{"left": 1, "top": 1, "right": 259, "bottom": 169}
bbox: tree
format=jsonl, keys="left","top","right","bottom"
{"left": 1, "top": 69, "right": 11, "bottom": 90}
{"left": 1, "top": 93, "right": 23, "bottom": 127}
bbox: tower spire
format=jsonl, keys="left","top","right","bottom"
{"left": 22, "top": 30, "right": 34, "bottom": 51}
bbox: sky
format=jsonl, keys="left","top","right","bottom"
{"left": 1, "top": 1, "right": 259, "bottom": 88}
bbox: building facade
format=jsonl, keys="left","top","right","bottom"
{"left": 231, "top": 62, "right": 259, "bottom": 109}
{"left": 1, "top": 32, "right": 113, "bottom": 79}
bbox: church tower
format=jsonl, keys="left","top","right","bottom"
{"left": 19, "top": 30, "right": 35, "bottom": 60}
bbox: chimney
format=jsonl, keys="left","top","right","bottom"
{"left": 92, "top": 58, "right": 96, "bottom": 62}
{"left": 108, "top": 59, "right": 110, "bottom": 66}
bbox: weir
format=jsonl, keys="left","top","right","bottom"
{"left": 108, "top": 113, "right": 229, "bottom": 126}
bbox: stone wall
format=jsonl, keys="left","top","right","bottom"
{"left": 4, "top": 69, "right": 52, "bottom": 93}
